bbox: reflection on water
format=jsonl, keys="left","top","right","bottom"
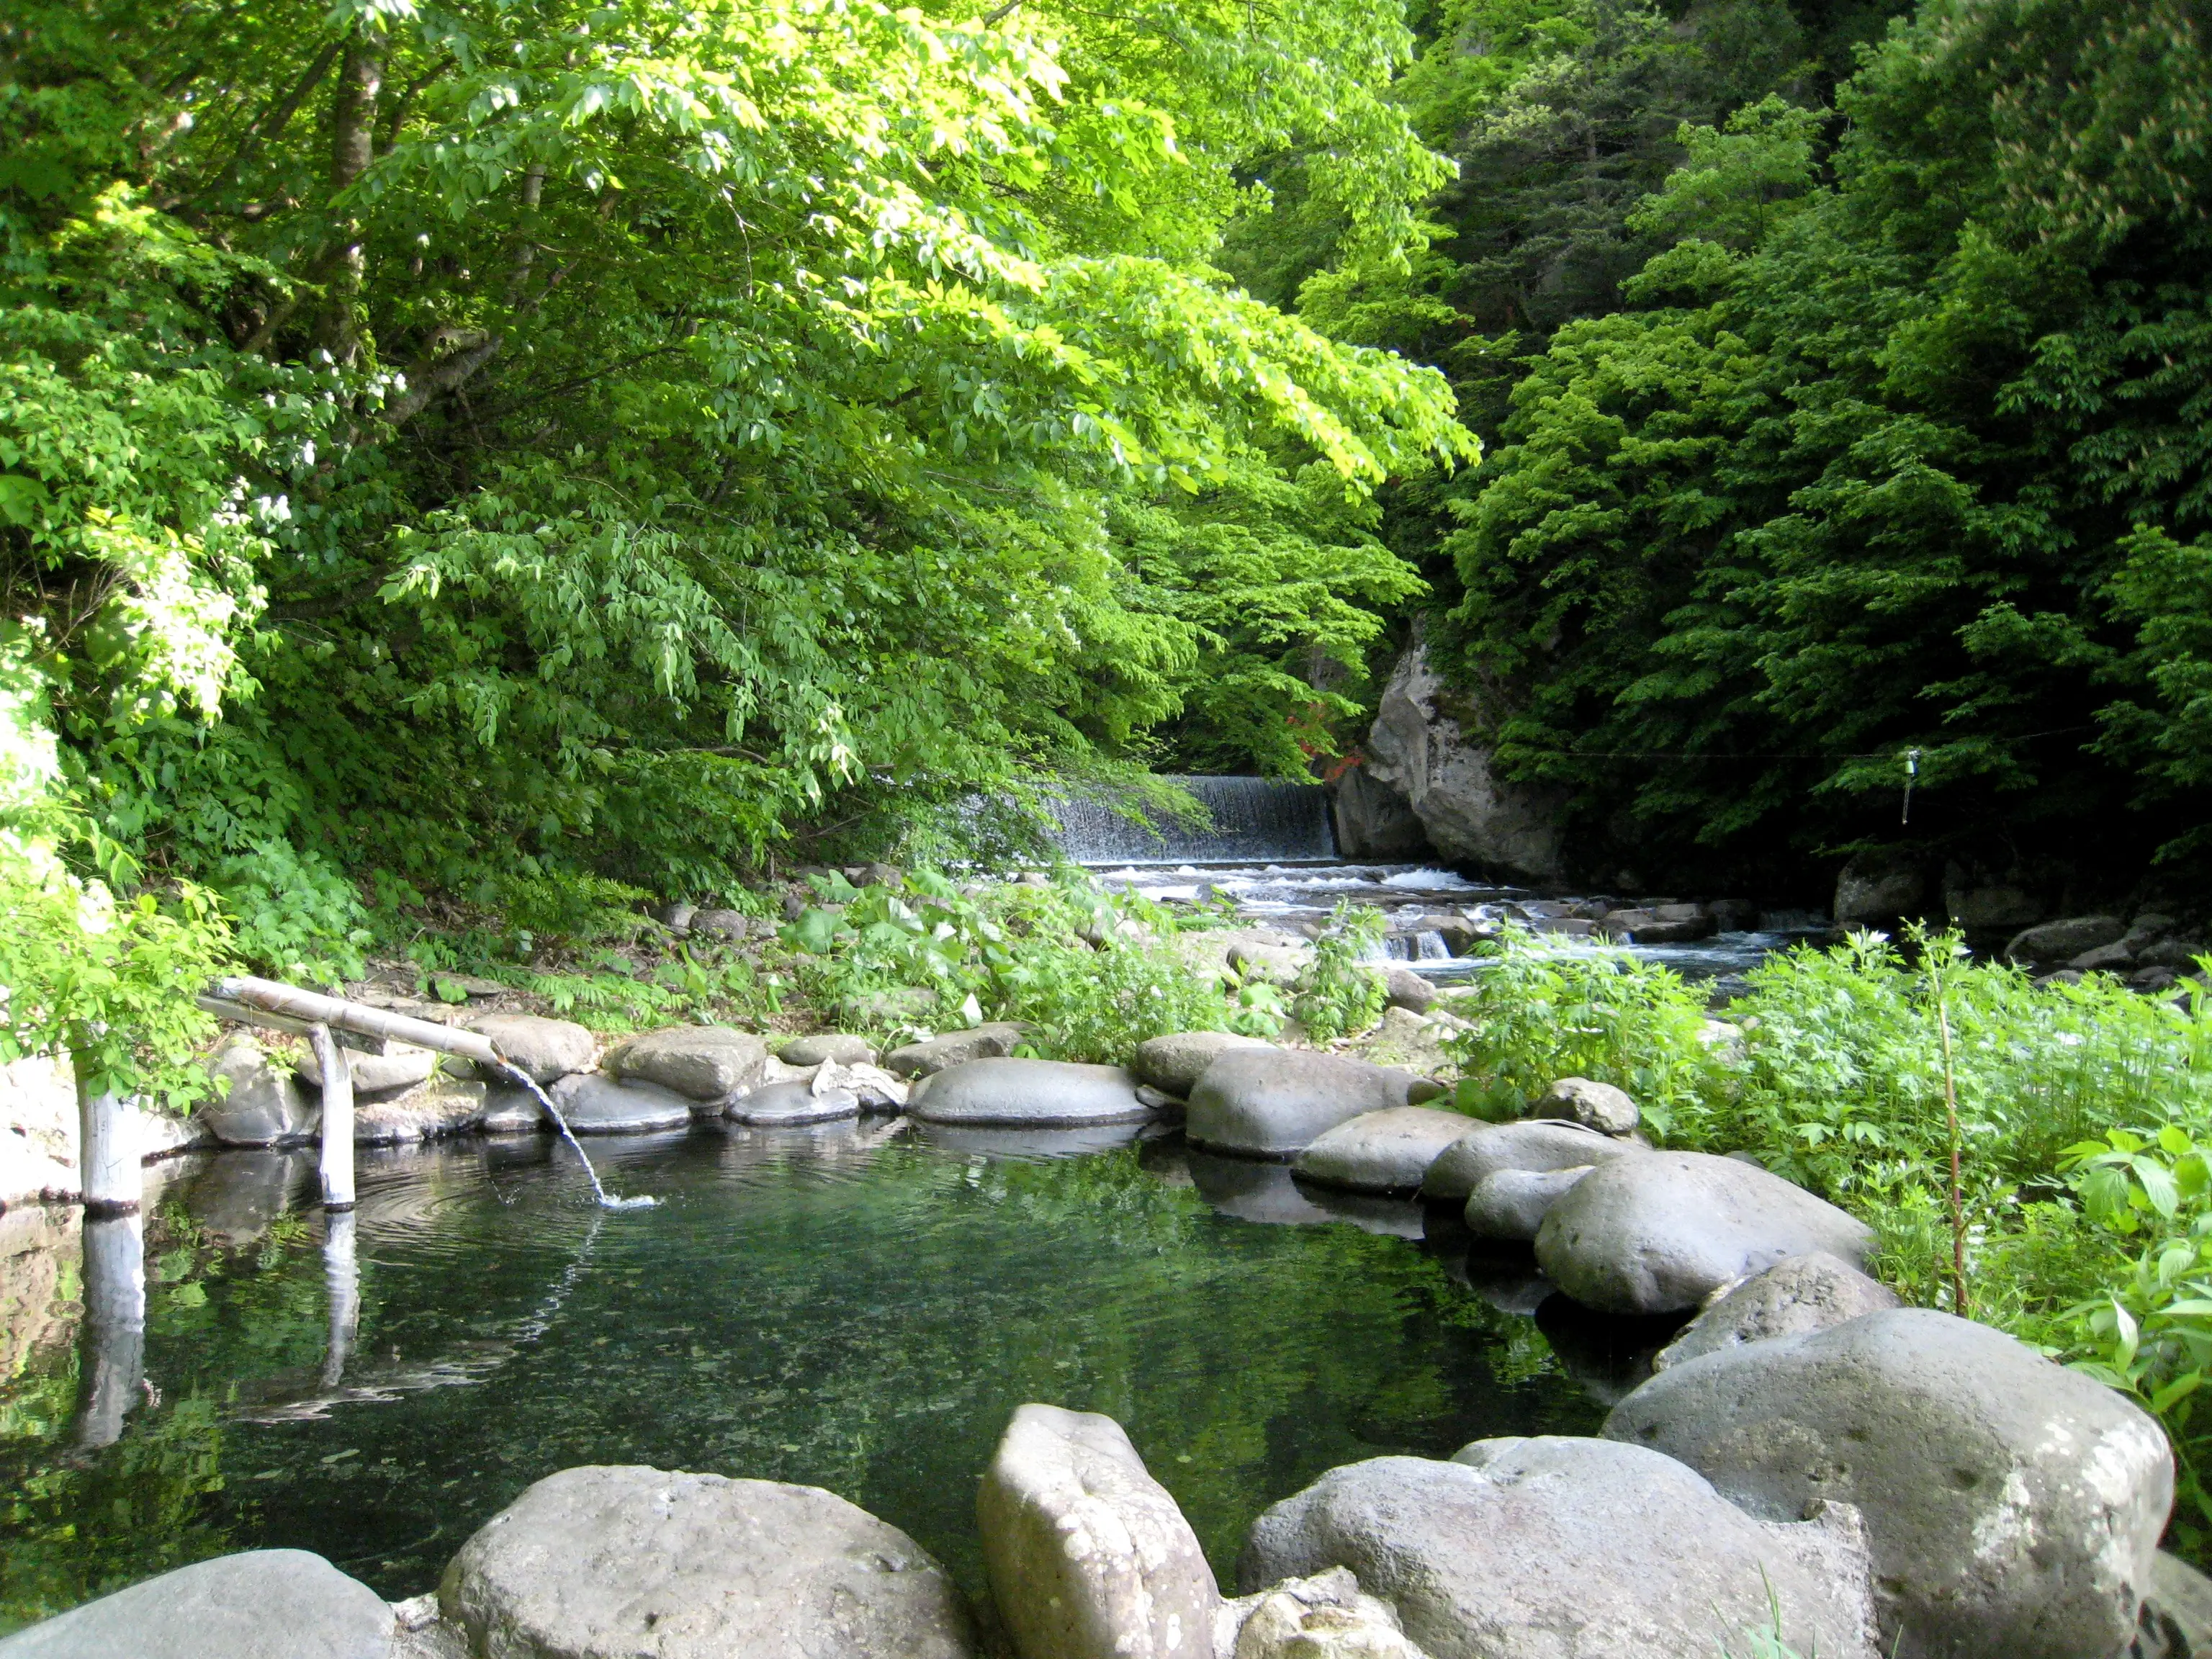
{"left": 0, "top": 1126, "right": 1604, "bottom": 1632}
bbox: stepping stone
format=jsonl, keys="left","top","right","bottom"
{"left": 909, "top": 1058, "right": 1147, "bottom": 1126}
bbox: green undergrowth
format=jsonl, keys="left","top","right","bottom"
{"left": 1441, "top": 926, "right": 2212, "bottom": 1555}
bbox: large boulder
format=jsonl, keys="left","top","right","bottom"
{"left": 547, "top": 1071, "right": 693, "bottom": 1134}
{"left": 1651, "top": 1251, "right": 1899, "bottom": 1372}
{"left": 353, "top": 1079, "right": 487, "bottom": 1146}
{"left": 0, "top": 1549, "right": 392, "bottom": 1659}
{"left": 1604, "top": 1308, "right": 2174, "bottom": 1659}
{"left": 1420, "top": 1119, "right": 1641, "bottom": 1203}
{"left": 1238, "top": 1440, "right": 1876, "bottom": 1659}
{"left": 1291, "top": 1107, "right": 1473, "bottom": 1194}
{"left": 464, "top": 1014, "right": 596, "bottom": 1084}
{"left": 1331, "top": 765, "right": 1432, "bottom": 861}
{"left": 199, "top": 1033, "right": 319, "bottom": 1146}
{"left": 2005, "top": 914, "right": 2126, "bottom": 966}
{"left": 1362, "top": 639, "right": 1567, "bottom": 884}
{"left": 884, "top": 1023, "right": 1028, "bottom": 1079}
{"left": 1131, "top": 1032, "right": 1274, "bottom": 1099}
{"left": 1833, "top": 849, "right": 1931, "bottom": 930}
{"left": 1464, "top": 1166, "right": 1591, "bottom": 1241}
{"left": 909, "top": 1058, "right": 1148, "bottom": 1127}
{"left": 296, "top": 1040, "right": 436, "bottom": 1100}
{"left": 608, "top": 1026, "right": 768, "bottom": 1102}
{"left": 979, "top": 1404, "right": 1218, "bottom": 1659}
{"left": 1534, "top": 1151, "right": 1874, "bottom": 1315}
{"left": 440, "top": 1465, "right": 976, "bottom": 1659}
{"left": 1187, "top": 1051, "right": 1411, "bottom": 1159}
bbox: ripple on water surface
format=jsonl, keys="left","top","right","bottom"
{"left": 0, "top": 1125, "right": 1604, "bottom": 1632}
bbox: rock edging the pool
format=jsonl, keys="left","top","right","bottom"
{"left": 43, "top": 1020, "right": 2202, "bottom": 1658}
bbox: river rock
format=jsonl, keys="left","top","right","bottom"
{"left": 479, "top": 1084, "right": 548, "bottom": 1134}
{"left": 547, "top": 1071, "right": 693, "bottom": 1133}
{"left": 464, "top": 1014, "right": 596, "bottom": 1084}
{"left": 979, "top": 1404, "right": 1218, "bottom": 1659}
{"left": 0, "top": 1548, "right": 392, "bottom": 1658}
{"left": 1530, "top": 1077, "right": 1639, "bottom": 1137}
{"left": 1132, "top": 1032, "right": 1274, "bottom": 1099}
{"left": 726, "top": 1081, "right": 861, "bottom": 1125}
{"left": 1292, "top": 1107, "right": 1473, "bottom": 1194}
{"left": 354, "top": 1080, "right": 487, "bottom": 1146}
{"left": 1381, "top": 968, "right": 1435, "bottom": 1015}
{"left": 1362, "top": 637, "right": 1568, "bottom": 884}
{"left": 884, "top": 1022, "right": 1028, "bottom": 1079}
{"left": 1420, "top": 1119, "right": 1641, "bottom": 1202}
{"left": 1187, "top": 1051, "right": 1411, "bottom": 1159}
{"left": 1651, "top": 1251, "right": 1899, "bottom": 1372}
{"left": 1238, "top": 1440, "right": 1876, "bottom": 1659}
{"left": 691, "top": 907, "right": 751, "bottom": 942}
{"left": 1833, "top": 849, "right": 1930, "bottom": 930}
{"left": 608, "top": 1025, "right": 768, "bottom": 1102}
{"left": 1223, "top": 1568, "right": 1423, "bottom": 1659}
{"left": 1534, "top": 1151, "right": 1874, "bottom": 1314}
{"left": 2004, "top": 914, "right": 2126, "bottom": 966}
{"left": 439, "top": 1465, "right": 976, "bottom": 1659}
{"left": 296, "top": 1041, "right": 436, "bottom": 1100}
{"left": 778, "top": 1034, "right": 875, "bottom": 1067}
{"left": 1604, "top": 1307, "right": 2173, "bottom": 1659}
{"left": 909, "top": 1058, "right": 1148, "bottom": 1126}
{"left": 1465, "top": 1166, "right": 1591, "bottom": 1240}
{"left": 199, "top": 1033, "right": 320, "bottom": 1146}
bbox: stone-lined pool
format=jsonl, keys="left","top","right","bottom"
{"left": 0, "top": 1125, "right": 1604, "bottom": 1634}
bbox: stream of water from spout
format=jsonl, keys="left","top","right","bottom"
{"left": 493, "top": 1064, "right": 657, "bottom": 1210}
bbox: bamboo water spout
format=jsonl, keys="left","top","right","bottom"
{"left": 198, "top": 976, "right": 654, "bottom": 1211}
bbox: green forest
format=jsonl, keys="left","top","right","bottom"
{"left": 7, "top": 0, "right": 2212, "bottom": 1030}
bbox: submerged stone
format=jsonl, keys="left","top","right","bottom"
{"left": 726, "top": 1081, "right": 861, "bottom": 1125}
{"left": 909, "top": 1058, "right": 1148, "bottom": 1126}
{"left": 1292, "top": 1107, "right": 1473, "bottom": 1193}
{"left": 547, "top": 1071, "right": 693, "bottom": 1133}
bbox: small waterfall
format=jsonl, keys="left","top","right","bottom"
{"left": 498, "top": 1065, "right": 657, "bottom": 1210}
{"left": 1052, "top": 776, "right": 1336, "bottom": 866}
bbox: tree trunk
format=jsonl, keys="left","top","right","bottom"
{"left": 318, "top": 32, "right": 383, "bottom": 366}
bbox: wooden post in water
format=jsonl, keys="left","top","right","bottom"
{"left": 320, "top": 1209, "right": 360, "bottom": 1390}
{"left": 312, "top": 1023, "right": 356, "bottom": 1210}
{"left": 72, "top": 1052, "right": 141, "bottom": 1216}
{"left": 75, "top": 1212, "right": 146, "bottom": 1449}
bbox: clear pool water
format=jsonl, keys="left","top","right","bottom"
{"left": 0, "top": 1124, "right": 1604, "bottom": 1633}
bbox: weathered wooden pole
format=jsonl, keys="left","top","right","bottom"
{"left": 311, "top": 1022, "right": 356, "bottom": 1210}
{"left": 200, "top": 977, "right": 503, "bottom": 1067}
{"left": 72, "top": 1051, "right": 141, "bottom": 1216}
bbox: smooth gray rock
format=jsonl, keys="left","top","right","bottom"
{"left": 1535, "top": 1151, "right": 1874, "bottom": 1314}
{"left": 1530, "top": 1077, "right": 1639, "bottom": 1137}
{"left": 1291, "top": 1107, "right": 1473, "bottom": 1194}
{"left": 1420, "top": 1119, "right": 1640, "bottom": 1202}
{"left": 1331, "top": 764, "right": 1432, "bottom": 860}
{"left": 884, "top": 1022, "right": 1028, "bottom": 1079}
{"left": 608, "top": 1025, "right": 767, "bottom": 1102}
{"left": 464, "top": 1014, "right": 596, "bottom": 1084}
{"left": 725, "top": 1082, "right": 861, "bottom": 1125}
{"left": 1464, "top": 1166, "right": 1591, "bottom": 1240}
{"left": 1604, "top": 1307, "right": 2174, "bottom": 1659}
{"left": 691, "top": 907, "right": 750, "bottom": 942}
{"left": 1834, "top": 849, "right": 1929, "bottom": 930}
{"left": 0, "top": 1549, "right": 392, "bottom": 1658}
{"left": 909, "top": 1058, "right": 1147, "bottom": 1126}
{"left": 2004, "top": 914, "right": 2125, "bottom": 965}
{"left": 1238, "top": 1441, "right": 1876, "bottom": 1659}
{"left": 1382, "top": 968, "right": 1436, "bottom": 1015}
{"left": 353, "top": 1080, "right": 487, "bottom": 1146}
{"left": 297, "top": 1041, "right": 436, "bottom": 1100}
{"left": 199, "top": 1033, "right": 319, "bottom": 1146}
{"left": 1651, "top": 1251, "right": 1899, "bottom": 1372}
{"left": 479, "top": 1084, "right": 549, "bottom": 1134}
{"left": 778, "top": 1034, "right": 876, "bottom": 1067}
{"left": 1186, "top": 1051, "right": 1411, "bottom": 1159}
{"left": 1131, "top": 1032, "right": 1274, "bottom": 1099}
{"left": 547, "top": 1071, "right": 693, "bottom": 1134}
{"left": 979, "top": 1404, "right": 1218, "bottom": 1659}
{"left": 439, "top": 1465, "right": 976, "bottom": 1659}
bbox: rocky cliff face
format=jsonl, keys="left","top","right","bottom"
{"left": 1362, "top": 642, "right": 1567, "bottom": 884}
